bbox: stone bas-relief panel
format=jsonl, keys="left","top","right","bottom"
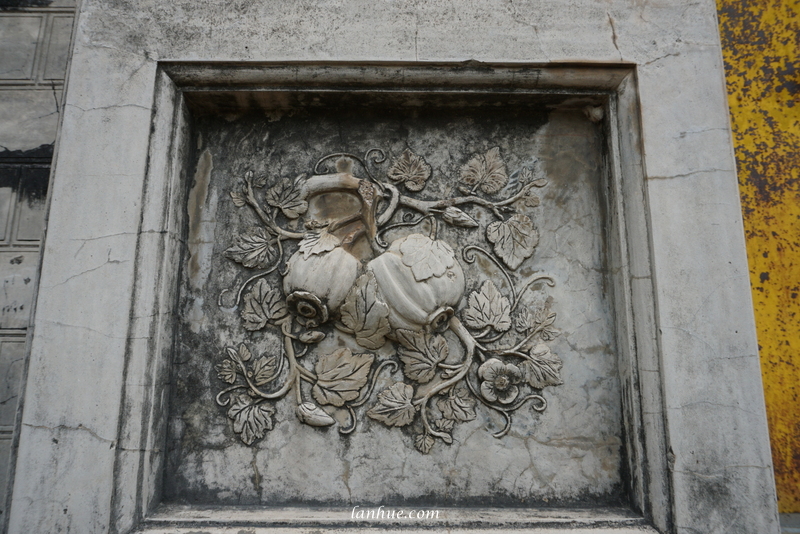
{"left": 166, "top": 99, "right": 622, "bottom": 506}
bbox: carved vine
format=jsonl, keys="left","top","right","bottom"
{"left": 213, "top": 146, "right": 562, "bottom": 452}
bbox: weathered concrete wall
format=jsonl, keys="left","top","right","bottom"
{"left": 0, "top": 1, "right": 75, "bottom": 527}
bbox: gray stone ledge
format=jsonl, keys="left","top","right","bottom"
{"left": 137, "top": 505, "right": 657, "bottom": 533}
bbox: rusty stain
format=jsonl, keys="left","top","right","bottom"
{"left": 717, "top": 0, "right": 800, "bottom": 512}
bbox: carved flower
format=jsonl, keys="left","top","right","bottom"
{"left": 478, "top": 358, "right": 522, "bottom": 404}
{"left": 286, "top": 290, "right": 329, "bottom": 328}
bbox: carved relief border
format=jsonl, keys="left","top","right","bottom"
{"left": 115, "top": 63, "right": 669, "bottom": 533}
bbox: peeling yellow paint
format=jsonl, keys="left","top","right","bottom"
{"left": 717, "top": 0, "right": 800, "bottom": 513}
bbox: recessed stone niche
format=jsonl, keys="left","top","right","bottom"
{"left": 164, "top": 90, "right": 625, "bottom": 508}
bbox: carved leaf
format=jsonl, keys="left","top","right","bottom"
{"left": 441, "top": 206, "right": 479, "bottom": 228}
{"left": 538, "top": 310, "right": 560, "bottom": 341}
{"left": 339, "top": 272, "right": 391, "bottom": 350}
{"left": 486, "top": 214, "right": 539, "bottom": 270}
{"left": 535, "top": 308, "right": 556, "bottom": 328}
{"left": 515, "top": 306, "right": 558, "bottom": 336}
{"left": 511, "top": 172, "right": 543, "bottom": 209}
{"left": 312, "top": 348, "right": 374, "bottom": 407}
{"left": 434, "top": 417, "right": 455, "bottom": 432}
{"left": 398, "top": 234, "right": 456, "bottom": 282}
{"left": 395, "top": 329, "right": 448, "bottom": 384}
{"left": 226, "top": 343, "right": 252, "bottom": 363}
{"left": 541, "top": 326, "right": 560, "bottom": 341}
{"left": 265, "top": 177, "right": 308, "bottom": 219}
{"left": 298, "top": 229, "right": 341, "bottom": 256}
{"left": 520, "top": 343, "right": 563, "bottom": 389}
{"left": 226, "top": 393, "right": 275, "bottom": 445}
{"left": 517, "top": 191, "right": 540, "bottom": 208}
{"left": 463, "top": 280, "right": 512, "bottom": 332}
{"left": 215, "top": 359, "right": 237, "bottom": 384}
{"left": 387, "top": 149, "right": 432, "bottom": 192}
{"left": 225, "top": 227, "right": 276, "bottom": 269}
{"left": 459, "top": 147, "right": 508, "bottom": 195}
{"left": 238, "top": 344, "right": 252, "bottom": 362}
{"left": 437, "top": 387, "right": 477, "bottom": 422}
{"left": 514, "top": 308, "right": 535, "bottom": 333}
{"left": 367, "top": 381, "right": 416, "bottom": 427}
{"left": 230, "top": 190, "right": 247, "bottom": 207}
{"left": 251, "top": 355, "right": 278, "bottom": 386}
{"left": 414, "top": 433, "right": 435, "bottom": 454}
{"left": 241, "top": 279, "right": 288, "bottom": 331}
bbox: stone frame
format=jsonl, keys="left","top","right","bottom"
{"left": 112, "top": 62, "right": 668, "bottom": 533}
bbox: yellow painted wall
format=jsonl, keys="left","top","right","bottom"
{"left": 717, "top": 0, "right": 800, "bottom": 513}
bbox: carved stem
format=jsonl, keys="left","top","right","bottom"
{"left": 413, "top": 317, "right": 476, "bottom": 442}
{"left": 511, "top": 274, "right": 555, "bottom": 312}
{"left": 234, "top": 351, "right": 295, "bottom": 400}
{"left": 295, "top": 373, "right": 303, "bottom": 404}
{"left": 491, "top": 323, "right": 547, "bottom": 355}
{"left": 493, "top": 411, "right": 513, "bottom": 438}
{"left": 339, "top": 406, "right": 358, "bottom": 435}
{"left": 462, "top": 246, "right": 517, "bottom": 306}
{"left": 233, "top": 321, "right": 301, "bottom": 400}
{"left": 327, "top": 212, "right": 362, "bottom": 233}
{"left": 398, "top": 194, "right": 504, "bottom": 220}
{"left": 218, "top": 244, "right": 285, "bottom": 309}
{"left": 471, "top": 327, "right": 492, "bottom": 339}
{"left": 215, "top": 384, "right": 248, "bottom": 406}
{"left": 509, "top": 393, "right": 547, "bottom": 413}
{"left": 375, "top": 183, "right": 400, "bottom": 226}
{"left": 312, "top": 151, "right": 386, "bottom": 192}
{"left": 375, "top": 214, "right": 436, "bottom": 247}
{"left": 284, "top": 322, "right": 317, "bottom": 382}
{"left": 495, "top": 180, "right": 545, "bottom": 207}
{"left": 296, "top": 365, "right": 316, "bottom": 382}
{"left": 243, "top": 178, "right": 304, "bottom": 239}
{"left": 350, "top": 360, "right": 399, "bottom": 408}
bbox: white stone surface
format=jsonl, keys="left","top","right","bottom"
{"left": 7, "top": 0, "right": 780, "bottom": 533}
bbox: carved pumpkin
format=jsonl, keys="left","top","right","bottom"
{"left": 367, "top": 233, "right": 465, "bottom": 332}
{"left": 283, "top": 246, "right": 361, "bottom": 327}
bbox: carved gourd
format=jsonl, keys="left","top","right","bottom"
{"left": 283, "top": 247, "right": 361, "bottom": 327}
{"left": 367, "top": 233, "right": 465, "bottom": 332}
{"left": 282, "top": 171, "right": 383, "bottom": 327}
